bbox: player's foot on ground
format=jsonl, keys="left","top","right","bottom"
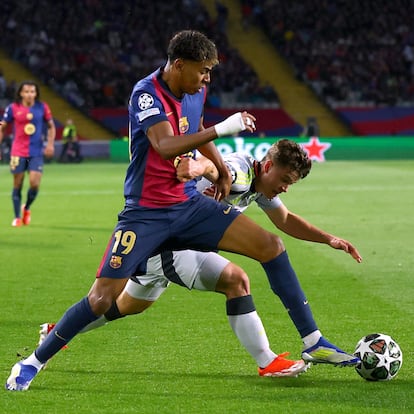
{"left": 258, "top": 352, "right": 309, "bottom": 377}
{"left": 302, "top": 337, "right": 360, "bottom": 366}
{"left": 21, "top": 205, "right": 31, "bottom": 225}
{"left": 5, "top": 361, "right": 40, "bottom": 391}
{"left": 12, "top": 218, "right": 22, "bottom": 227}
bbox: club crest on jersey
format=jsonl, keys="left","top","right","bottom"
{"left": 138, "top": 93, "right": 154, "bottom": 110}
{"left": 109, "top": 255, "right": 122, "bottom": 269}
{"left": 179, "top": 116, "right": 189, "bottom": 134}
{"left": 26, "top": 113, "right": 33, "bottom": 120}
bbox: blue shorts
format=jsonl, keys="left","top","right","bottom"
{"left": 96, "top": 193, "right": 240, "bottom": 279}
{"left": 10, "top": 155, "right": 44, "bottom": 174}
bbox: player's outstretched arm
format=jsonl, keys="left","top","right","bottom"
{"left": 265, "top": 206, "right": 362, "bottom": 263}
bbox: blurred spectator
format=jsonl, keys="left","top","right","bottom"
{"left": 301, "top": 116, "right": 320, "bottom": 137}
{"left": 0, "top": 69, "right": 6, "bottom": 98}
{"left": 59, "top": 118, "right": 83, "bottom": 163}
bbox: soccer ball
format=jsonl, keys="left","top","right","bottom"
{"left": 353, "top": 333, "right": 403, "bottom": 381}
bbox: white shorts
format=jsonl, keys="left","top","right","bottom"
{"left": 125, "top": 250, "right": 230, "bottom": 301}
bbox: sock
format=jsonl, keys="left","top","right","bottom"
{"left": 227, "top": 295, "right": 277, "bottom": 368}
{"left": 302, "top": 330, "right": 322, "bottom": 349}
{"left": 262, "top": 251, "right": 318, "bottom": 338}
{"left": 23, "top": 352, "right": 44, "bottom": 371}
{"left": 79, "top": 315, "right": 108, "bottom": 333}
{"left": 25, "top": 188, "right": 38, "bottom": 209}
{"left": 12, "top": 188, "right": 21, "bottom": 218}
{"left": 35, "top": 297, "right": 98, "bottom": 363}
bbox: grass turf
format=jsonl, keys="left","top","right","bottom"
{"left": 0, "top": 160, "right": 413, "bottom": 413}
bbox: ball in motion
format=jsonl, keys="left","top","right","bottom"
{"left": 354, "top": 333, "right": 403, "bottom": 381}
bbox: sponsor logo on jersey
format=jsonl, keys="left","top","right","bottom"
{"left": 223, "top": 206, "right": 232, "bottom": 215}
{"left": 109, "top": 255, "right": 122, "bottom": 269}
{"left": 138, "top": 93, "right": 154, "bottom": 110}
{"left": 179, "top": 116, "right": 189, "bottom": 134}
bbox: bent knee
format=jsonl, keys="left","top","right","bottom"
{"left": 87, "top": 293, "right": 113, "bottom": 315}
{"left": 216, "top": 263, "right": 250, "bottom": 298}
{"left": 257, "top": 233, "right": 285, "bottom": 262}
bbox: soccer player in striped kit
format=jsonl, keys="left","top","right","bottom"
{"left": 0, "top": 80, "right": 55, "bottom": 226}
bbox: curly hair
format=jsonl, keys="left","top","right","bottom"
{"left": 167, "top": 30, "right": 218, "bottom": 64}
{"left": 265, "top": 139, "right": 312, "bottom": 179}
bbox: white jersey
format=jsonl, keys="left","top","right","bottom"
{"left": 127, "top": 152, "right": 282, "bottom": 301}
{"left": 197, "top": 152, "right": 283, "bottom": 212}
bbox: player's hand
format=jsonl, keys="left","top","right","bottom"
{"left": 214, "top": 173, "right": 231, "bottom": 201}
{"left": 44, "top": 144, "right": 55, "bottom": 159}
{"left": 329, "top": 237, "right": 362, "bottom": 263}
{"left": 202, "top": 185, "right": 216, "bottom": 198}
{"left": 214, "top": 111, "right": 256, "bottom": 137}
{"left": 176, "top": 157, "right": 204, "bottom": 182}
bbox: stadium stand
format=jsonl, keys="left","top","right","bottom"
{"left": 245, "top": 0, "right": 414, "bottom": 135}
{"left": 0, "top": 0, "right": 305, "bottom": 138}
{"left": 2, "top": 0, "right": 413, "bottom": 137}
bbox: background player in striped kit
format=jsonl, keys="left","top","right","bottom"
{"left": 0, "top": 80, "right": 55, "bottom": 226}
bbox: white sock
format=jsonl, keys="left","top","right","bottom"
{"left": 24, "top": 352, "right": 43, "bottom": 370}
{"left": 79, "top": 315, "right": 108, "bottom": 333}
{"left": 302, "top": 330, "right": 322, "bottom": 349}
{"left": 228, "top": 311, "right": 277, "bottom": 368}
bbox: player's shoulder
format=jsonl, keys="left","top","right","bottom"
{"left": 224, "top": 152, "right": 254, "bottom": 171}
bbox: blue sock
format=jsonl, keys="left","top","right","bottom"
{"left": 261, "top": 251, "right": 318, "bottom": 337}
{"left": 12, "top": 188, "right": 21, "bottom": 217}
{"left": 25, "top": 188, "right": 38, "bottom": 209}
{"left": 35, "top": 297, "right": 98, "bottom": 363}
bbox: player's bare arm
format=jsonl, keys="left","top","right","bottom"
{"left": 43, "top": 119, "right": 56, "bottom": 158}
{"left": 264, "top": 206, "right": 362, "bottom": 263}
{"left": 147, "top": 111, "right": 256, "bottom": 161}
{"left": 176, "top": 156, "right": 218, "bottom": 183}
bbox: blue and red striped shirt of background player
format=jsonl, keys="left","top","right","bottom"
{"left": 2, "top": 101, "right": 53, "bottom": 157}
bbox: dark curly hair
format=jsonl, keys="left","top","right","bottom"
{"left": 167, "top": 30, "right": 218, "bottom": 64}
{"left": 265, "top": 139, "right": 312, "bottom": 179}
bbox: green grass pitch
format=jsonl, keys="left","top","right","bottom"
{"left": 0, "top": 160, "right": 413, "bottom": 413}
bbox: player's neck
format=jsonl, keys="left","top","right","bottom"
{"left": 161, "top": 65, "right": 183, "bottom": 99}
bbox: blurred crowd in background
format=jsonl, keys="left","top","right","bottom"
{"left": 1, "top": 0, "right": 414, "bottom": 113}
{"left": 0, "top": 0, "right": 278, "bottom": 111}
{"left": 242, "top": 0, "right": 414, "bottom": 107}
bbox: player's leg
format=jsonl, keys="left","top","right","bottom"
{"left": 6, "top": 277, "right": 127, "bottom": 391}
{"left": 217, "top": 213, "right": 359, "bottom": 366}
{"left": 6, "top": 210, "right": 167, "bottom": 391}
{"left": 22, "top": 158, "right": 42, "bottom": 225}
{"left": 80, "top": 272, "right": 168, "bottom": 333}
{"left": 212, "top": 259, "right": 308, "bottom": 377}
{"left": 10, "top": 156, "right": 26, "bottom": 226}
{"left": 148, "top": 249, "right": 306, "bottom": 376}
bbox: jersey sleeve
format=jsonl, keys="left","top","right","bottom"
{"left": 130, "top": 87, "right": 168, "bottom": 133}
{"left": 255, "top": 194, "right": 283, "bottom": 210}
{"left": 43, "top": 102, "right": 53, "bottom": 121}
{"left": 2, "top": 104, "right": 13, "bottom": 122}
